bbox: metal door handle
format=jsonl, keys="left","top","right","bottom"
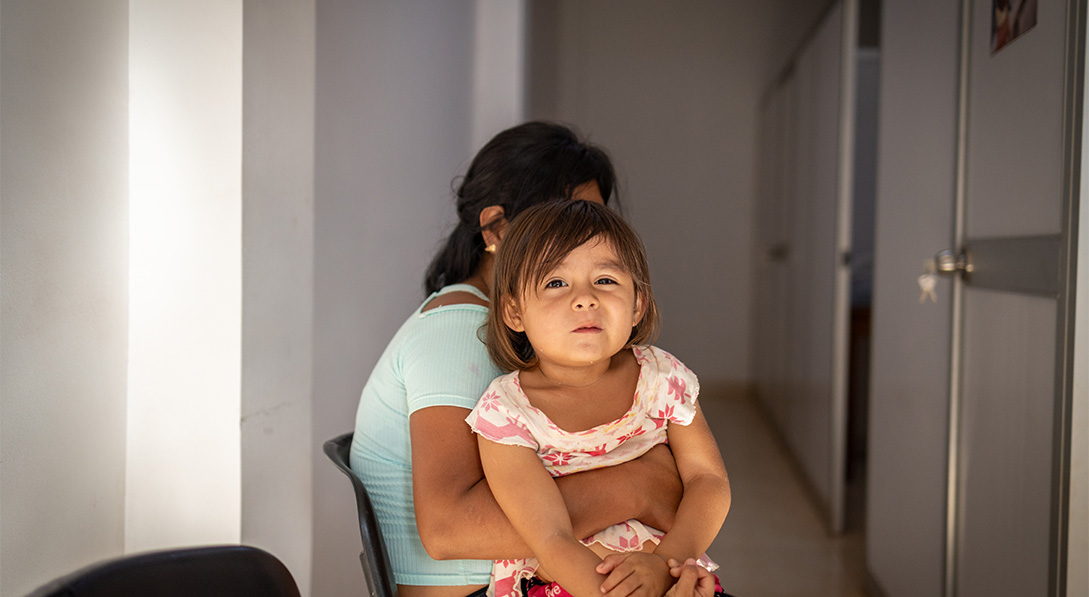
{"left": 934, "top": 249, "right": 973, "bottom": 277}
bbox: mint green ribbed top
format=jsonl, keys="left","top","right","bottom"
{"left": 349, "top": 284, "right": 500, "bottom": 587}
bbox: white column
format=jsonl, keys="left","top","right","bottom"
{"left": 126, "top": 0, "right": 243, "bottom": 551}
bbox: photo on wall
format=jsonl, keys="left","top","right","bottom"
{"left": 992, "top": 0, "right": 1038, "bottom": 54}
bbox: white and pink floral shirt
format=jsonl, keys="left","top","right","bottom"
{"left": 465, "top": 345, "right": 716, "bottom": 597}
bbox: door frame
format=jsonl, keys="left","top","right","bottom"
{"left": 1052, "top": 2, "right": 1084, "bottom": 594}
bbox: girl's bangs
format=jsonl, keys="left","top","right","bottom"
{"left": 520, "top": 220, "right": 611, "bottom": 295}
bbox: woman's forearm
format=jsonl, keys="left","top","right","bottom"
{"left": 419, "top": 457, "right": 678, "bottom": 561}
{"left": 411, "top": 409, "right": 683, "bottom": 561}
{"left": 560, "top": 444, "right": 682, "bottom": 536}
{"left": 412, "top": 407, "right": 534, "bottom": 560}
{"left": 416, "top": 476, "right": 534, "bottom": 560}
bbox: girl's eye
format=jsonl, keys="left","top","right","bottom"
{"left": 545, "top": 279, "right": 567, "bottom": 289}
{"left": 595, "top": 278, "right": 618, "bottom": 285}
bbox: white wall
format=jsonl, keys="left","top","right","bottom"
{"left": 525, "top": 0, "right": 829, "bottom": 389}
{"left": 312, "top": 1, "right": 524, "bottom": 594}
{"left": 241, "top": 0, "right": 316, "bottom": 589}
{"left": 0, "top": 3, "right": 130, "bottom": 595}
{"left": 866, "top": 1, "right": 959, "bottom": 594}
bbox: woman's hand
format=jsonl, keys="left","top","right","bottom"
{"left": 596, "top": 553, "right": 673, "bottom": 597}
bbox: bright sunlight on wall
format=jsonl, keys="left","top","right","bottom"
{"left": 126, "top": 0, "right": 243, "bottom": 551}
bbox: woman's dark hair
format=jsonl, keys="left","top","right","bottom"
{"left": 424, "top": 121, "right": 618, "bottom": 294}
{"left": 485, "top": 199, "right": 660, "bottom": 372}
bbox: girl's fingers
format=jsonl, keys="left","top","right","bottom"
{"left": 667, "top": 561, "right": 714, "bottom": 597}
{"left": 667, "top": 558, "right": 698, "bottom": 578}
{"left": 671, "top": 565, "right": 698, "bottom": 597}
{"left": 694, "top": 567, "right": 716, "bottom": 597}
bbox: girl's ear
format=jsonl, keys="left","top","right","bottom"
{"left": 479, "top": 205, "right": 508, "bottom": 251}
{"left": 632, "top": 291, "right": 647, "bottom": 327}
{"left": 502, "top": 298, "right": 525, "bottom": 332}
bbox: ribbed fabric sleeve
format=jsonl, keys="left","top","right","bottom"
{"left": 349, "top": 285, "right": 500, "bottom": 587}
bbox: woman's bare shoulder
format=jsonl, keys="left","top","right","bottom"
{"left": 420, "top": 290, "right": 488, "bottom": 313}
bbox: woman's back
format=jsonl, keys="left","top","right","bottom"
{"left": 350, "top": 284, "right": 499, "bottom": 588}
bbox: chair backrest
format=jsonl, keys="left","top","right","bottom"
{"left": 25, "top": 544, "right": 300, "bottom": 597}
{"left": 324, "top": 432, "right": 398, "bottom": 597}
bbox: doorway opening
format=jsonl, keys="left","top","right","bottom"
{"left": 845, "top": 0, "right": 880, "bottom": 534}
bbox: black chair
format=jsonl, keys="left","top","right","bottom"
{"left": 324, "top": 432, "right": 397, "bottom": 597}
{"left": 25, "top": 544, "right": 300, "bottom": 597}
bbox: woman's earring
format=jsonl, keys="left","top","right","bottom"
{"left": 485, "top": 244, "right": 497, "bottom": 254}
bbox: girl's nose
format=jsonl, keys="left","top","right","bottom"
{"left": 573, "top": 289, "right": 598, "bottom": 310}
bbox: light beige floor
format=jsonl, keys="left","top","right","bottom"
{"left": 700, "top": 394, "right": 869, "bottom": 597}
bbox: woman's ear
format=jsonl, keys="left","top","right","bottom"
{"left": 479, "top": 205, "right": 507, "bottom": 251}
{"left": 502, "top": 298, "right": 525, "bottom": 332}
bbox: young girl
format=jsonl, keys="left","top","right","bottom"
{"left": 465, "top": 199, "right": 731, "bottom": 597}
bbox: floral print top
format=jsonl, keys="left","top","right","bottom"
{"left": 465, "top": 345, "right": 716, "bottom": 597}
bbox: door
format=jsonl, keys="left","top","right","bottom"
{"left": 751, "top": 0, "right": 857, "bottom": 533}
{"left": 939, "top": 1, "right": 1079, "bottom": 594}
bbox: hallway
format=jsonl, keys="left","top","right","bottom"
{"left": 702, "top": 394, "right": 868, "bottom": 596}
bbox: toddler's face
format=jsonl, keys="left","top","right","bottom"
{"left": 504, "top": 236, "right": 644, "bottom": 370}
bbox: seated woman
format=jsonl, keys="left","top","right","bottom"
{"left": 349, "top": 122, "right": 686, "bottom": 597}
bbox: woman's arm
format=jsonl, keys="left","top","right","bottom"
{"left": 410, "top": 406, "right": 682, "bottom": 560}
{"left": 411, "top": 406, "right": 524, "bottom": 560}
{"left": 560, "top": 442, "right": 682, "bottom": 531}
{"left": 478, "top": 436, "right": 606, "bottom": 597}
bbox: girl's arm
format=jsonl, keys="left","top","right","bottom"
{"left": 477, "top": 435, "right": 606, "bottom": 597}
{"left": 600, "top": 404, "right": 730, "bottom": 595}
{"left": 652, "top": 404, "right": 730, "bottom": 563}
{"left": 411, "top": 406, "right": 682, "bottom": 561}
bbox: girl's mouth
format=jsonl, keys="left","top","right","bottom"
{"left": 573, "top": 324, "right": 602, "bottom": 333}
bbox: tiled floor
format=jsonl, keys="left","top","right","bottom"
{"left": 701, "top": 394, "right": 869, "bottom": 597}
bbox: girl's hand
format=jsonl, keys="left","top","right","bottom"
{"left": 596, "top": 553, "right": 672, "bottom": 597}
{"left": 664, "top": 559, "right": 716, "bottom": 597}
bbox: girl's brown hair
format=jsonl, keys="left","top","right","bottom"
{"left": 485, "top": 199, "right": 660, "bottom": 371}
